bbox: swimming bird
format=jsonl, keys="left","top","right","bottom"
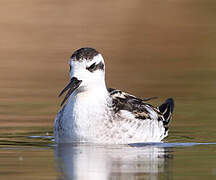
{"left": 54, "top": 47, "right": 174, "bottom": 144}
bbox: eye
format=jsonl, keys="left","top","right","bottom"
{"left": 86, "top": 63, "right": 96, "bottom": 72}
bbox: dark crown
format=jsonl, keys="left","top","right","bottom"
{"left": 71, "top": 47, "right": 99, "bottom": 61}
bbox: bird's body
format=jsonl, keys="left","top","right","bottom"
{"left": 54, "top": 48, "right": 174, "bottom": 144}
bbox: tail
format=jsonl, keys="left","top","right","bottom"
{"left": 158, "top": 98, "right": 174, "bottom": 126}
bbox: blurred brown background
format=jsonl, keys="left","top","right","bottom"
{"left": 0, "top": 0, "right": 216, "bottom": 139}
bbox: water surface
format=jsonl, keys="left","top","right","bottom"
{"left": 0, "top": 0, "right": 216, "bottom": 179}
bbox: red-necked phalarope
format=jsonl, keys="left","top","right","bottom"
{"left": 54, "top": 47, "right": 174, "bottom": 144}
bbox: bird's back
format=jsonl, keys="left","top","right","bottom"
{"left": 108, "top": 88, "right": 174, "bottom": 142}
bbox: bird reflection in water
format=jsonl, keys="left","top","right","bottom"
{"left": 54, "top": 143, "right": 173, "bottom": 180}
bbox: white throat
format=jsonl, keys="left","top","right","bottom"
{"left": 63, "top": 84, "right": 110, "bottom": 142}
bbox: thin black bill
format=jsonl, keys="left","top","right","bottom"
{"left": 58, "top": 77, "right": 82, "bottom": 106}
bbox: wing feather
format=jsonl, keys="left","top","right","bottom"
{"left": 107, "top": 88, "right": 162, "bottom": 121}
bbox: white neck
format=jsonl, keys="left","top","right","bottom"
{"left": 63, "top": 83, "right": 110, "bottom": 142}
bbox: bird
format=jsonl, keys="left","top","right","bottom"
{"left": 54, "top": 47, "right": 174, "bottom": 144}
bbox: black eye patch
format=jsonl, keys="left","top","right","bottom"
{"left": 86, "top": 63, "right": 96, "bottom": 72}
{"left": 86, "top": 62, "right": 104, "bottom": 73}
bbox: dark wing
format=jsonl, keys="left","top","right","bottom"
{"left": 158, "top": 98, "right": 174, "bottom": 126}
{"left": 108, "top": 88, "right": 174, "bottom": 135}
{"left": 107, "top": 88, "right": 163, "bottom": 120}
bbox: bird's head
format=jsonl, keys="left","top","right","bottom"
{"left": 59, "top": 47, "right": 106, "bottom": 106}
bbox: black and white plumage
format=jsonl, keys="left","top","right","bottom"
{"left": 54, "top": 47, "right": 174, "bottom": 144}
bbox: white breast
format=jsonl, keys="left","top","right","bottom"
{"left": 54, "top": 89, "right": 111, "bottom": 143}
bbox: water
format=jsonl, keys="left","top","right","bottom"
{"left": 1, "top": 138, "right": 216, "bottom": 180}
{"left": 1, "top": 0, "right": 216, "bottom": 179}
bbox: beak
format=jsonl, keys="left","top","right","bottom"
{"left": 58, "top": 77, "right": 82, "bottom": 106}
